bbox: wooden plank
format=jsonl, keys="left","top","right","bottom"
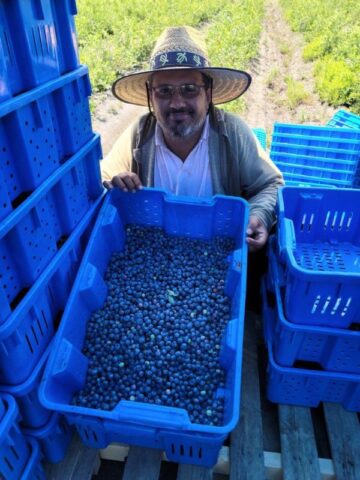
{"left": 278, "top": 405, "right": 321, "bottom": 480}
{"left": 44, "top": 434, "right": 100, "bottom": 480}
{"left": 323, "top": 403, "right": 360, "bottom": 480}
{"left": 122, "top": 446, "right": 162, "bottom": 480}
{"left": 177, "top": 464, "right": 213, "bottom": 480}
{"left": 229, "top": 311, "right": 266, "bottom": 479}
{"left": 100, "top": 443, "right": 336, "bottom": 479}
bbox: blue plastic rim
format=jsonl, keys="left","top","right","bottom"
{"left": 0, "top": 0, "right": 79, "bottom": 102}
{"left": 0, "top": 393, "right": 31, "bottom": 480}
{"left": 276, "top": 186, "right": 360, "bottom": 326}
{"left": 23, "top": 413, "right": 74, "bottom": 464}
{"left": 272, "top": 122, "right": 360, "bottom": 140}
{"left": 40, "top": 188, "right": 249, "bottom": 467}
{"left": 21, "top": 437, "right": 46, "bottom": 480}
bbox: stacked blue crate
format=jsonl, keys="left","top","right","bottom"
{"left": 0, "top": 0, "right": 104, "bottom": 469}
{"left": 262, "top": 186, "right": 360, "bottom": 411}
{"left": 326, "top": 110, "right": 360, "bottom": 189}
{"left": 327, "top": 109, "right": 360, "bottom": 130}
{"left": 252, "top": 127, "right": 267, "bottom": 150}
{"left": 270, "top": 122, "right": 360, "bottom": 188}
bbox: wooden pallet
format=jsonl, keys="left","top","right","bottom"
{"left": 44, "top": 312, "right": 360, "bottom": 480}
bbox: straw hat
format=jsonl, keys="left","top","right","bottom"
{"left": 112, "top": 26, "right": 251, "bottom": 106}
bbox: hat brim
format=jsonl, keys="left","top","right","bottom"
{"left": 112, "top": 67, "right": 252, "bottom": 106}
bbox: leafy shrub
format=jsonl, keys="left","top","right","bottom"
{"left": 314, "top": 57, "right": 357, "bottom": 107}
{"left": 280, "top": 0, "right": 360, "bottom": 113}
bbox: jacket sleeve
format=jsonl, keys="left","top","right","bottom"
{"left": 100, "top": 122, "right": 135, "bottom": 182}
{"left": 228, "top": 116, "right": 284, "bottom": 231}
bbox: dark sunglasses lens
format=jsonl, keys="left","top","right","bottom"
{"left": 181, "top": 84, "right": 200, "bottom": 97}
{"left": 155, "top": 86, "right": 174, "bottom": 98}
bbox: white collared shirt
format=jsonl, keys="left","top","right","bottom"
{"left": 154, "top": 116, "right": 213, "bottom": 197}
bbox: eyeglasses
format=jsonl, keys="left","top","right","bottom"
{"left": 149, "top": 83, "right": 207, "bottom": 99}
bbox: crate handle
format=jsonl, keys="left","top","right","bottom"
{"left": 113, "top": 401, "right": 190, "bottom": 428}
{"left": 269, "top": 240, "right": 286, "bottom": 288}
{"left": 224, "top": 249, "right": 244, "bottom": 297}
{"left": 220, "top": 319, "right": 238, "bottom": 369}
{"left": 79, "top": 263, "right": 107, "bottom": 311}
{"left": 278, "top": 217, "right": 296, "bottom": 257}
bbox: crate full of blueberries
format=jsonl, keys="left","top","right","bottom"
{"left": 40, "top": 188, "right": 249, "bottom": 467}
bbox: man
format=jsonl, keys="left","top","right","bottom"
{"left": 101, "top": 26, "right": 284, "bottom": 252}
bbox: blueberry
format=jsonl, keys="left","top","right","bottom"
{"left": 72, "top": 225, "right": 235, "bottom": 427}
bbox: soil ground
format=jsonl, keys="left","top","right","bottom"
{"left": 91, "top": 0, "right": 338, "bottom": 157}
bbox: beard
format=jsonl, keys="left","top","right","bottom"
{"left": 160, "top": 108, "right": 206, "bottom": 139}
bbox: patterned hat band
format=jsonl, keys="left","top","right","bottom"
{"left": 150, "top": 51, "right": 210, "bottom": 70}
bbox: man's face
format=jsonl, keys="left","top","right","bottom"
{"left": 149, "top": 70, "right": 211, "bottom": 140}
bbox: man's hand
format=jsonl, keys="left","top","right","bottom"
{"left": 246, "top": 215, "right": 269, "bottom": 252}
{"left": 103, "top": 172, "right": 143, "bottom": 192}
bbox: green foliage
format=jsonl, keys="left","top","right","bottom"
{"left": 279, "top": 0, "right": 360, "bottom": 113}
{"left": 284, "top": 76, "right": 310, "bottom": 109}
{"left": 206, "top": 0, "right": 265, "bottom": 112}
{"left": 314, "top": 57, "right": 357, "bottom": 106}
{"left": 75, "top": 0, "right": 265, "bottom": 112}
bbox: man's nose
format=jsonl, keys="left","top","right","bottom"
{"left": 169, "top": 89, "right": 186, "bottom": 107}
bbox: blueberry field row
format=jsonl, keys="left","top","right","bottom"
{"left": 280, "top": 0, "right": 360, "bottom": 114}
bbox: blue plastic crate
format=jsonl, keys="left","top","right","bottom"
{"left": 0, "top": 393, "right": 31, "bottom": 479}
{"left": 252, "top": 127, "right": 267, "bottom": 150}
{"left": 273, "top": 122, "right": 360, "bottom": 141}
{"left": 327, "top": 110, "right": 360, "bottom": 130}
{"left": 40, "top": 188, "right": 249, "bottom": 468}
{"left": 0, "top": 0, "right": 79, "bottom": 102}
{"left": 23, "top": 413, "right": 74, "bottom": 464}
{"left": 283, "top": 175, "right": 336, "bottom": 189}
{"left": 271, "top": 144, "right": 360, "bottom": 161}
{"left": 1, "top": 343, "right": 56, "bottom": 428}
{"left": 271, "top": 131, "right": 360, "bottom": 151}
{"left": 0, "top": 66, "right": 94, "bottom": 221}
{"left": 271, "top": 155, "right": 356, "bottom": 187}
{"left": 0, "top": 193, "right": 103, "bottom": 385}
{"left": 0, "top": 135, "right": 102, "bottom": 326}
{"left": 263, "top": 238, "right": 360, "bottom": 373}
{"left": 266, "top": 336, "right": 360, "bottom": 411}
{"left": 22, "top": 437, "right": 46, "bottom": 480}
{"left": 276, "top": 186, "right": 360, "bottom": 327}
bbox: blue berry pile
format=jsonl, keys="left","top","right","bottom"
{"left": 73, "top": 225, "right": 235, "bottom": 426}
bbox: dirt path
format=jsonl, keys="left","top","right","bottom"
{"left": 91, "top": 0, "right": 338, "bottom": 156}
{"left": 244, "top": 0, "right": 337, "bottom": 132}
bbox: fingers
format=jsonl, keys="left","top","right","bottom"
{"left": 246, "top": 215, "right": 269, "bottom": 252}
{"left": 103, "top": 173, "right": 143, "bottom": 192}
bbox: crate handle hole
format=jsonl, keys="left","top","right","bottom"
{"left": 10, "top": 446, "right": 19, "bottom": 460}
{"left": 4, "top": 456, "right": 14, "bottom": 472}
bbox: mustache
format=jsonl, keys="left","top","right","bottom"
{"left": 167, "top": 107, "right": 194, "bottom": 115}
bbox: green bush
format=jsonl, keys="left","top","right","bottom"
{"left": 280, "top": 0, "right": 360, "bottom": 113}
{"left": 314, "top": 57, "right": 357, "bottom": 107}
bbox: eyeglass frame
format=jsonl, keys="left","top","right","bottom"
{"left": 146, "top": 81, "right": 209, "bottom": 100}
